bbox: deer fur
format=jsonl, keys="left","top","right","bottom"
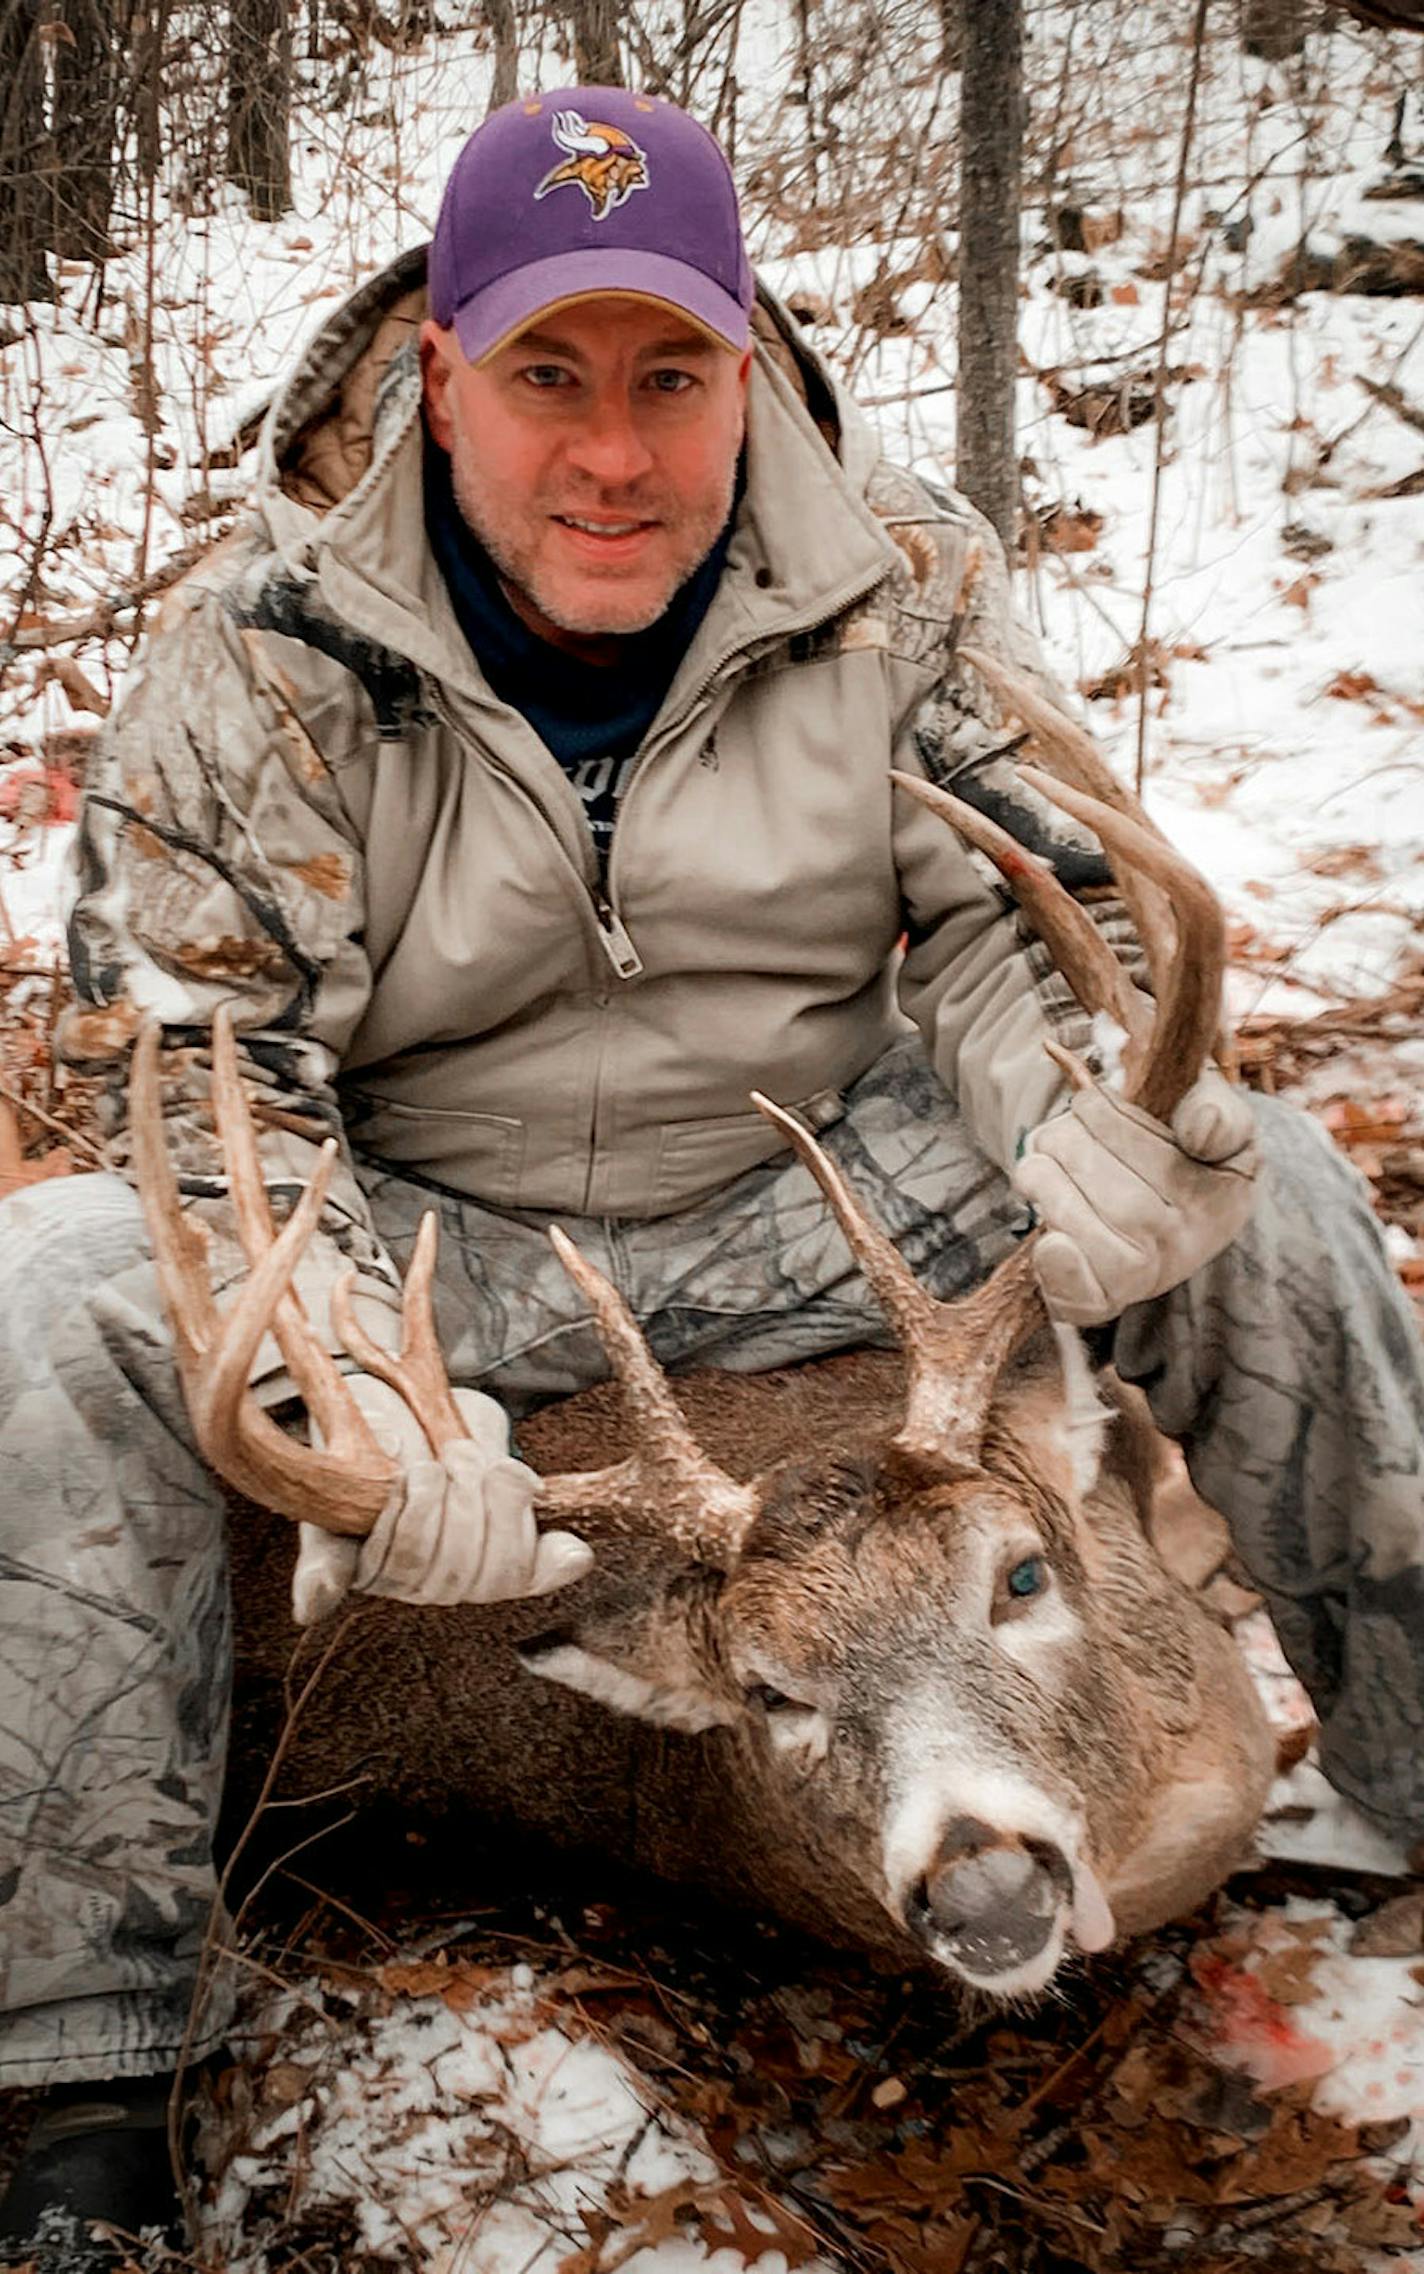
{"left": 226, "top": 1331, "right": 1274, "bottom": 1999}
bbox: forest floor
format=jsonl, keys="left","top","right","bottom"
{"left": 1, "top": 4, "right": 1422, "bottom": 2270}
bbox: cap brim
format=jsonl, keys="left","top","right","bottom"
{"left": 448, "top": 249, "right": 750, "bottom": 364}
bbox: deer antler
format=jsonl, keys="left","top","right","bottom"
{"left": 131, "top": 1005, "right": 756, "bottom": 1563}
{"left": 957, "top": 643, "right": 1181, "bottom": 969}
{"left": 129, "top": 1005, "right": 469, "bottom": 1535}
{"left": 533, "top": 1227, "right": 761, "bottom": 1568}
{"left": 754, "top": 750, "right": 1227, "bottom": 1475}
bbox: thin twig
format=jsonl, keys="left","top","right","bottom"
{"left": 0, "top": 1073, "right": 108, "bottom": 1166}
{"left": 167, "top": 1608, "right": 363, "bottom": 2234}
{"left": 0, "top": 543, "right": 211, "bottom": 664}
{"left": 1357, "top": 372, "right": 1424, "bottom": 441}
{"left": 0, "top": 327, "right": 56, "bottom": 662}
{"left": 1133, "top": 0, "right": 1211, "bottom": 797}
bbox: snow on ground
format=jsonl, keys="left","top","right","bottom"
{"left": 204, "top": 1967, "right": 827, "bottom": 2274}
{"left": 3, "top": 5, "right": 1422, "bottom": 2267}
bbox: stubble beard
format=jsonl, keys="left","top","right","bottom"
{"left": 448, "top": 449, "right": 738, "bottom": 640}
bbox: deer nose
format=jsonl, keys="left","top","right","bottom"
{"left": 906, "top": 1815, "right": 1070, "bottom": 1975}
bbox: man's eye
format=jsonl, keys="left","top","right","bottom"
{"left": 647, "top": 368, "right": 695, "bottom": 395}
{"left": 521, "top": 364, "right": 573, "bottom": 389}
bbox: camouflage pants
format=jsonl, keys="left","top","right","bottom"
{"left": 1, "top": 1039, "right": 1420, "bottom": 2086}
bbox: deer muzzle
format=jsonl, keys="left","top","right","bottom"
{"left": 906, "top": 1814, "right": 1074, "bottom": 1978}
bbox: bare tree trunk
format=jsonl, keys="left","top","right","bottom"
{"left": 937, "top": 0, "right": 962, "bottom": 71}
{"left": 51, "top": 0, "right": 126, "bottom": 261}
{"left": 0, "top": 0, "right": 55, "bottom": 301}
{"left": 130, "top": 0, "right": 164, "bottom": 190}
{"left": 484, "top": 0, "right": 518, "bottom": 107}
{"left": 793, "top": 0, "right": 818, "bottom": 193}
{"left": 228, "top": 0, "right": 293, "bottom": 222}
{"left": 1240, "top": 0, "right": 1309, "bottom": 57}
{"left": 566, "top": 0, "right": 622, "bottom": 85}
{"left": 957, "top": 0, "right": 1023, "bottom": 555}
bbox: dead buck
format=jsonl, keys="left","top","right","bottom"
{"left": 130, "top": 676, "right": 1273, "bottom": 2000}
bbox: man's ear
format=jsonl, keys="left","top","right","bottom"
{"left": 518, "top": 1571, "right": 739, "bottom": 1735}
{"left": 419, "top": 317, "right": 458, "bottom": 452}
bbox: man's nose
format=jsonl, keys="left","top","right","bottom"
{"left": 565, "top": 395, "right": 655, "bottom": 488}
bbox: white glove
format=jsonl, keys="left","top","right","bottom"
{"left": 1013, "top": 1067, "right": 1258, "bottom": 1328}
{"left": 291, "top": 1374, "right": 593, "bottom": 1625}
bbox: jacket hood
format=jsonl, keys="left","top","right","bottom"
{"left": 252, "top": 243, "right": 893, "bottom": 569}
{"left": 243, "top": 246, "right": 903, "bottom": 718}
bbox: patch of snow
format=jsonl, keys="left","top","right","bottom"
{"left": 206, "top": 1973, "right": 827, "bottom": 2273}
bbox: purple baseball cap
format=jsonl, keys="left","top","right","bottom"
{"left": 428, "top": 86, "right": 755, "bottom": 364}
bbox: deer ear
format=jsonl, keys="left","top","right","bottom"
{"left": 1049, "top": 1325, "right": 1112, "bottom": 1500}
{"left": 518, "top": 1577, "right": 738, "bottom": 1735}
{"left": 991, "top": 1328, "right": 1111, "bottom": 1504}
{"left": 518, "top": 1637, "right": 738, "bottom": 1732}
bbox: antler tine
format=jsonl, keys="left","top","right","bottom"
{"left": 750, "top": 1092, "right": 939, "bottom": 1345}
{"left": 957, "top": 642, "right": 1178, "bottom": 959}
{"left": 1014, "top": 766, "right": 1223, "bottom": 1125}
{"left": 761, "top": 746, "right": 1227, "bottom": 1473}
{"left": 535, "top": 1225, "right": 760, "bottom": 1567}
{"left": 752, "top": 1091, "right": 1044, "bottom": 1471}
{"left": 129, "top": 1018, "right": 395, "bottom": 1535}
{"left": 332, "top": 1210, "right": 472, "bottom": 1457}
{"left": 891, "top": 775, "right": 1151, "bottom": 1059}
{"left": 208, "top": 1004, "right": 396, "bottom": 1466}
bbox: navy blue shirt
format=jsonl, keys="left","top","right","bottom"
{"left": 424, "top": 433, "right": 737, "bottom": 871}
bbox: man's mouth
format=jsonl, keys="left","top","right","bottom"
{"left": 554, "top": 514, "right": 656, "bottom": 538}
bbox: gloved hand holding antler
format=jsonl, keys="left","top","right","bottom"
{"left": 292, "top": 1376, "right": 592, "bottom": 1625}
{"left": 894, "top": 747, "right": 1259, "bottom": 1336}
{"left": 1014, "top": 1066, "right": 1258, "bottom": 1328}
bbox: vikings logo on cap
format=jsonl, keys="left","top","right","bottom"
{"left": 534, "top": 109, "right": 650, "bottom": 221}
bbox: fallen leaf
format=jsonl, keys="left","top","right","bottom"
{"left": 1349, "top": 1889, "right": 1424, "bottom": 1957}
{"left": 0, "top": 1101, "right": 74, "bottom": 1199}
{"left": 374, "top": 1956, "right": 504, "bottom": 2010}
{"left": 1325, "top": 668, "right": 1381, "bottom": 701}
{"left": 1323, "top": 1096, "right": 1412, "bottom": 1147}
{"left": 33, "top": 656, "right": 110, "bottom": 719}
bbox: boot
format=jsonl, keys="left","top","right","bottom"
{"left": 0, "top": 2074, "right": 185, "bottom": 2271}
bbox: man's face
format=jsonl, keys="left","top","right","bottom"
{"left": 421, "top": 297, "right": 751, "bottom": 649}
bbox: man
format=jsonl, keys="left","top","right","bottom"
{"left": 1, "top": 86, "right": 1420, "bottom": 2267}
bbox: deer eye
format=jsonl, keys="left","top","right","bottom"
{"left": 747, "top": 1681, "right": 797, "bottom": 1714}
{"left": 992, "top": 1553, "right": 1052, "bottom": 1625}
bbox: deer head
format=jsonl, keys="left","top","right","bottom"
{"left": 129, "top": 669, "right": 1254, "bottom": 1996}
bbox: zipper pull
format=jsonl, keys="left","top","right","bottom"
{"left": 595, "top": 896, "right": 644, "bottom": 979}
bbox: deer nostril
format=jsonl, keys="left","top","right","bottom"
{"left": 936, "top": 1814, "right": 998, "bottom": 1865}
{"left": 903, "top": 1827, "right": 1073, "bottom": 1976}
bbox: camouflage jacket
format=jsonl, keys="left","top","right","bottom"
{"left": 61, "top": 251, "right": 1126, "bottom": 1388}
